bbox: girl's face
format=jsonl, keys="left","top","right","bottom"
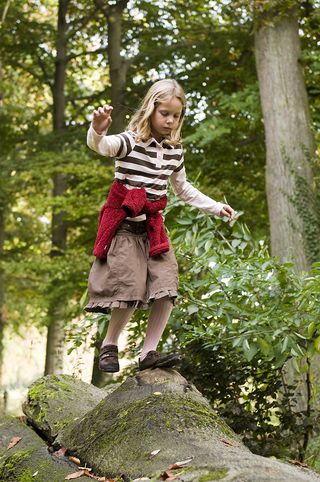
{"left": 150, "top": 97, "right": 183, "bottom": 141}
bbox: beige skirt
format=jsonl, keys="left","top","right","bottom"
{"left": 85, "top": 220, "right": 179, "bottom": 313}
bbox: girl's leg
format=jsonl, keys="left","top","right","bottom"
{"left": 140, "top": 296, "right": 173, "bottom": 361}
{"left": 102, "top": 307, "right": 135, "bottom": 347}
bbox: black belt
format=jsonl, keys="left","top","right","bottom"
{"left": 118, "top": 219, "right": 147, "bottom": 234}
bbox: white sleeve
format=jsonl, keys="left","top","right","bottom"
{"left": 170, "top": 155, "right": 224, "bottom": 216}
{"left": 86, "top": 124, "right": 135, "bottom": 158}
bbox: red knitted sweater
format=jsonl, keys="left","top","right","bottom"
{"left": 93, "top": 180, "right": 169, "bottom": 259}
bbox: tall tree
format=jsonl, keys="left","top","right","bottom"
{"left": 0, "top": 0, "right": 13, "bottom": 388}
{"left": 254, "top": 4, "right": 318, "bottom": 272}
{"left": 44, "top": 0, "right": 69, "bottom": 374}
{"left": 93, "top": 0, "right": 129, "bottom": 134}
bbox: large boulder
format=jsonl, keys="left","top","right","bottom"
{"left": 22, "top": 370, "right": 320, "bottom": 482}
{"left": 0, "top": 416, "right": 88, "bottom": 482}
{"left": 22, "top": 373, "right": 110, "bottom": 442}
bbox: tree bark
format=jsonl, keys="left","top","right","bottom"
{"left": 254, "top": 14, "right": 316, "bottom": 272}
{"left": 94, "top": 0, "right": 129, "bottom": 134}
{"left": 45, "top": 0, "right": 69, "bottom": 375}
{"left": 0, "top": 208, "right": 5, "bottom": 388}
{"left": 0, "top": 0, "right": 12, "bottom": 390}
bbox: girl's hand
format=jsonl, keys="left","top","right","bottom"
{"left": 92, "top": 104, "right": 113, "bottom": 135}
{"left": 219, "top": 204, "right": 236, "bottom": 221}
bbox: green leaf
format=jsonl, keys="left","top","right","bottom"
{"left": 307, "top": 322, "right": 316, "bottom": 337}
{"left": 314, "top": 335, "right": 320, "bottom": 353}
{"left": 281, "top": 336, "right": 289, "bottom": 354}
{"left": 187, "top": 304, "right": 199, "bottom": 315}
{"left": 258, "top": 338, "right": 271, "bottom": 356}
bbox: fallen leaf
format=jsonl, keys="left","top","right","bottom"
{"left": 69, "top": 456, "right": 81, "bottom": 465}
{"left": 82, "top": 469, "right": 111, "bottom": 481}
{"left": 289, "top": 460, "right": 308, "bottom": 468}
{"left": 221, "top": 439, "right": 238, "bottom": 447}
{"left": 150, "top": 449, "right": 161, "bottom": 457}
{"left": 7, "top": 436, "right": 22, "bottom": 449}
{"left": 54, "top": 447, "right": 67, "bottom": 457}
{"left": 176, "top": 428, "right": 184, "bottom": 432}
{"left": 160, "top": 471, "right": 177, "bottom": 481}
{"left": 65, "top": 470, "right": 85, "bottom": 480}
{"left": 168, "top": 457, "right": 193, "bottom": 469}
{"left": 132, "top": 478, "right": 151, "bottom": 481}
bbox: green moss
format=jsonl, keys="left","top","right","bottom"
{"left": 149, "top": 466, "right": 228, "bottom": 482}
{"left": 52, "top": 419, "right": 69, "bottom": 433}
{"left": 28, "top": 382, "right": 47, "bottom": 401}
{"left": 18, "top": 468, "right": 34, "bottom": 482}
{"left": 85, "top": 393, "right": 237, "bottom": 462}
{"left": 165, "top": 419, "right": 173, "bottom": 430}
{"left": 56, "top": 380, "right": 73, "bottom": 392}
{"left": 199, "top": 467, "right": 228, "bottom": 481}
{"left": 28, "top": 377, "right": 64, "bottom": 403}
{"left": 0, "top": 450, "right": 34, "bottom": 479}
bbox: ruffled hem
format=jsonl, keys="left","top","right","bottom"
{"left": 85, "top": 289, "right": 178, "bottom": 314}
{"left": 148, "top": 288, "right": 178, "bottom": 304}
{"left": 85, "top": 299, "right": 149, "bottom": 313}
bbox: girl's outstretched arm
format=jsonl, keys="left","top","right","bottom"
{"left": 87, "top": 124, "right": 123, "bottom": 158}
{"left": 170, "top": 158, "right": 235, "bottom": 220}
{"left": 87, "top": 104, "right": 134, "bottom": 158}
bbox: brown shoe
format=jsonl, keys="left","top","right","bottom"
{"left": 138, "top": 350, "right": 181, "bottom": 371}
{"left": 99, "top": 344, "right": 119, "bottom": 373}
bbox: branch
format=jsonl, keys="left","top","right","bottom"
{"left": 66, "top": 7, "right": 99, "bottom": 40}
{"left": 67, "top": 87, "right": 110, "bottom": 118}
{"left": 66, "top": 46, "right": 107, "bottom": 62}
{"left": 66, "top": 87, "right": 109, "bottom": 103}
{"left": 93, "top": 0, "right": 128, "bottom": 17}
{"left": 0, "top": 0, "right": 12, "bottom": 26}
{"left": 9, "top": 59, "right": 52, "bottom": 86}
{"left": 35, "top": 50, "right": 53, "bottom": 88}
{"left": 93, "top": 0, "right": 111, "bottom": 18}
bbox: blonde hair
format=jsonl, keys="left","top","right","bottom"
{"left": 127, "top": 79, "right": 186, "bottom": 146}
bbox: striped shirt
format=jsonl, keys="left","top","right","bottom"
{"left": 87, "top": 125, "right": 224, "bottom": 221}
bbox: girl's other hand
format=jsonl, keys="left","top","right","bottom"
{"left": 219, "top": 204, "right": 236, "bottom": 221}
{"left": 92, "top": 104, "right": 113, "bottom": 134}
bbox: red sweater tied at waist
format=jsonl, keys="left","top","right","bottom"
{"left": 93, "top": 180, "right": 170, "bottom": 259}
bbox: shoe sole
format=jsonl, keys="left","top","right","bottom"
{"left": 154, "top": 355, "right": 181, "bottom": 368}
{"left": 99, "top": 363, "right": 120, "bottom": 373}
{"left": 139, "top": 354, "right": 181, "bottom": 371}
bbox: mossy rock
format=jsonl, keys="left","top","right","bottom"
{"left": 54, "top": 369, "right": 320, "bottom": 482}
{"left": 0, "top": 416, "right": 88, "bottom": 482}
{"left": 22, "top": 374, "right": 107, "bottom": 442}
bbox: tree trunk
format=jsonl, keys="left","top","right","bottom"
{"left": 44, "top": 0, "right": 68, "bottom": 375}
{"left": 94, "top": 0, "right": 129, "bottom": 134}
{"left": 254, "top": 14, "right": 316, "bottom": 272}
{"left": 0, "top": 0, "right": 12, "bottom": 390}
{"left": 0, "top": 208, "right": 5, "bottom": 388}
{"left": 107, "top": 4, "right": 129, "bottom": 133}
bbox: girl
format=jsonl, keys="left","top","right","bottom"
{"left": 85, "top": 79, "right": 235, "bottom": 373}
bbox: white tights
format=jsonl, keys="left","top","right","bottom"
{"left": 102, "top": 296, "right": 174, "bottom": 360}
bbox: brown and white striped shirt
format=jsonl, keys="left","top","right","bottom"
{"left": 87, "top": 125, "right": 224, "bottom": 221}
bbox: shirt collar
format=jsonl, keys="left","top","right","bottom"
{"left": 144, "top": 137, "right": 174, "bottom": 149}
